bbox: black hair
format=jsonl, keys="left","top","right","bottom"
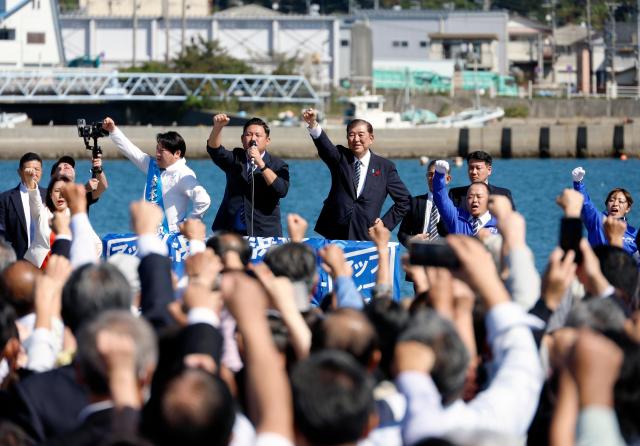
{"left": 61, "top": 263, "right": 132, "bottom": 334}
{"left": 467, "top": 151, "right": 492, "bottom": 165}
{"left": 364, "top": 298, "right": 410, "bottom": 380}
{"left": 264, "top": 242, "right": 316, "bottom": 294}
{"left": 346, "top": 119, "right": 373, "bottom": 134}
{"left": 156, "top": 131, "right": 186, "bottom": 158}
{"left": 45, "top": 174, "right": 72, "bottom": 213}
{"left": 0, "top": 298, "right": 17, "bottom": 352}
{"left": 18, "top": 152, "right": 42, "bottom": 170}
{"left": 593, "top": 245, "right": 639, "bottom": 309}
{"left": 0, "top": 238, "right": 16, "bottom": 272}
{"left": 242, "top": 117, "right": 270, "bottom": 137}
{"left": 291, "top": 350, "right": 375, "bottom": 445}
{"left": 157, "top": 369, "right": 235, "bottom": 446}
{"left": 398, "top": 309, "right": 470, "bottom": 405}
{"left": 467, "top": 181, "right": 491, "bottom": 196}
{"left": 613, "top": 335, "right": 640, "bottom": 442}
{"left": 206, "top": 231, "right": 251, "bottom": 267}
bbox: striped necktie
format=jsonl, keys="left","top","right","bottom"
{"left": 426, "top": 203, "right": 440, "bottom": 240}
{"left": 353, "top": 160, "right": 361, "bottom": 196}
{"left": 472, "top": 217, "right": 480, "bottom": 236}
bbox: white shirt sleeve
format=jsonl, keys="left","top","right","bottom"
{"left": 70, "top": 213, "right": 100, "bottom": 268}
{"left": 254, "top": 433, "right": 294, "bottom": 446}
{"left": 24, "top": 328, "right": 59, "bottom": 372}
{"left": 136, "top": 234, "right": 169, "bottom": 257}
{"left": 180, "top": 174, "right": 211, "bottom": 220}
{"left": 504, "top": 246, "right": 541, "bottom": 311}
{"left": 109, "top": 128, "right": 151, "bottom": 173}
{"left": 307, "top": 124, "right": 322, "bottom": 139}
{"left": 396, "top": 302, "right": 544, "bottom": 443}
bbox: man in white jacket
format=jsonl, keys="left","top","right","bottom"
{"left": 102, "top": 117, "right": 211, "bottom": 233}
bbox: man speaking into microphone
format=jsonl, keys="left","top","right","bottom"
{"left": 206, "top": 114, "right": 290, "bottom": 237}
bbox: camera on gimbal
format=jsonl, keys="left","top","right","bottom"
{"left": 76, "top": 119, "right": 108, "bottom": 177}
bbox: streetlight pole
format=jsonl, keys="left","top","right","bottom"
{"left": 586, "top": 0, "right": 594, "bottom": 94}
{"left": 132, "top": 0, "right": 137, "bottom": 67}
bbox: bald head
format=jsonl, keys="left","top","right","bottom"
{"left": 311, "top": 308, "right": 378, "bottom": 367}
{"left": 2, "top": 261, "right": 41, "bottom": 317}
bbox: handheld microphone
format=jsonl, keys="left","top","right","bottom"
{"left": 249, "top": 140, "right": 257, "bottom": 168}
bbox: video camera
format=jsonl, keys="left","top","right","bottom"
{"left": 77, "top": 119, "right": 108, "bottom": 177}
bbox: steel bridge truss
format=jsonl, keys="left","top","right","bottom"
{"left": 0, "top": 71, "right": 320, "bottom": 104}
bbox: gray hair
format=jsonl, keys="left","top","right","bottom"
{"left": 398, "top": 309, "right": 469, "bottom": 405}
{"left": 76, "top": 310, "right": 158, "bottom": 395}
{"left": 0, "top": 238, "right": 16, "bottom": 272}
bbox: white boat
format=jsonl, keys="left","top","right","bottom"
{"left": 422, "top": 106, "right": 505, "bottom": 128}
{"left": 343, "top": 95, "right": 502, "bottom": 129}
{"left": 0, "top": 112, "right": 29, "bottom": 129}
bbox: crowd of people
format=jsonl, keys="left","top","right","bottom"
{"left": 0, "top": 110, "right": 638, "bottom": 446}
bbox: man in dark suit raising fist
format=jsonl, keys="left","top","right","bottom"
{"left": 302, "top": 108, "right": 410, "bottom": 241}
{"left": 449, "top": 151, "right": 514, "bottom": 210}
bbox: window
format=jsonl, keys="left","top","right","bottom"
{"left": 340, "top": 39, "right": 349, "bottom": 47}
{"left": 392, "top": 40, "right": 408, "bottom": 48}
{"left": 0, "top": 28, "right": 15, "bottom": 40}
{"left": 420, "top": 41, "right": 427, "bottom": 48}
{"left": 27, "top": 32, "right": 45, "bottom": 44}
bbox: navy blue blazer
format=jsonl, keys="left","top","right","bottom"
{"left": 207, "top": 145, "right": 289, "bottom": 237}
{"left": 0, "top": 184, "right": 47, "bottom": 259}
{"left": 312, "top": 131, "right": 410, "bottom": 241}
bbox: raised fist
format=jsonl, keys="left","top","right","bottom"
{"left": 571, "top": 167, "right": 585, "bottom": 183}
{"left": 213, "top": 114, "right": 230, "bottom": 129}
{"left": 435, "top": 160, "right": 450, "bottom": 174}
{"left": 302, "top": 108, "right": 318, "bottom": 127}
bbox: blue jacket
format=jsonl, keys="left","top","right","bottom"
{"left": 433, "top": 171, "right": 498, "bottom": 236}
{"left": 573, "top": 181, "right": 638, "bottom": 256}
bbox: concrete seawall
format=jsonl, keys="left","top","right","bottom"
{"left": 1, "top": 123, "right": 638, "bottom": 159}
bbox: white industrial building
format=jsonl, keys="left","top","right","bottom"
{"left": 0, "top": 0, "right": 65, "bottom": 67}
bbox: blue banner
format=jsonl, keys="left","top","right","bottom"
{"left": 103, "top": 234, "right": 401, "bottom": 302}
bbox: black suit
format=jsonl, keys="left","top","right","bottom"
{"left": 0, "top": 184, "right": 47, "bottom": 259}
{"left": 207, "top": 145, "right": 289, "bottom": 237}
{"left": 312, "top": 131, "right": 410, "bottom": 241}
{"left": 398, "top": 194, "right": 448, "bottom": 248}
{"left": 448, "top": 183, "right": 515, "bottom": 210}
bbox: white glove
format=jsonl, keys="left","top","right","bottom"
{"left": 572, "top": 167, "right": 585, "bottom": 182}
{"left": 434, "top": 160, "right": 450, "bottom": 174}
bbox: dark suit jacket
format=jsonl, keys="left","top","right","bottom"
{"left": 448, "top": 183, "right": 515, "bottom": 210}
{"left": 398, "top": 194, "right": 448, "bottom": 248}
{"left": 0, "top": 184, "right": 47, "bottom": 259}
{"left": 207, "top": 145, "right": 289, "bottom": 237}
{"left": 312, "top": 131, "right": 410, "bottom": 241}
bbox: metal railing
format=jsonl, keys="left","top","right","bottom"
{"left": 0, "top": 70, "right": 320, "bottom": 104}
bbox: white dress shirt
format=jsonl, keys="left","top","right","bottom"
{"left": 18, "top": 182, "right": 35, "bottom": 246}
{"left": 422, "top": 193, "right": 439, "bottom": 233}
{"left": 308, "top": 124, "right": 370, "bottom": 198}
{"left": 396, "top": 302, "right": 544, "bottom": 444}
{"left": 110, "top": 128, "right": 211, "bottom": 232}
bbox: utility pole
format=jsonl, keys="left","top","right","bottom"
{"left": 586, "top": 0, "right": 594, "bottom": 94}
{"left": 181, "top": 0, "right": 187, "bottom": 56}
{"left": 164, "top": 0, "right": 170, "bottom": 64}
{"left": 132, "top": 0, "right": 138, "bottom": 67}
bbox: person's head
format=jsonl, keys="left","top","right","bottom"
{"left": 157, "top": 368, "right": 235, "bottom": 446}
{"left": 291, "top": 350, "right": 376, "bottom": 446}
{"left": 398, "top": 309, "right": 469, "bottom": 405}
{"left": 346, "top": 119, "right": 374, "bottom": 159}
{"left": 156, "top": 132, "right": 186, "bottom": 168}
{"left": 0, "top": 238, "right": 17, "bottom": 272}
{"left": 50, "top": 156, "right": 76, "bottom": 180}
{"left": 17, "top": 152, "right": 42, "bottom": 185}
{"left": 427, "top": 160, "right": 451, "bottom": 192}
{"left": 241, "top": 117, "right": 271, "bottom": 154}
{"left": 263, "top": 242, "right": 318, "bottom": 297}
{"left": 206, "top": 231, "right": 251, "bottom": 270}
{"left": 593, "top": 245, "right": 639, "bottom": 309}
{"left": 311, "top": 308, "right": 379, "bottom": 370}
{"left": 61, "top": 263, "right": 132, "bottom": 334}
{"left": 565, "top": 298, "right": 627, "bottom": 333}
{"left": 605, "top": 188, "right": 633, "bottom": 219}
{"left": 76, "top": 310, "right": 157, "bottom": 397}
{"left": 45, "top": 174, "right": 72, "bottom": 213}
{"left": 466, "top": 181, "right": 490, "bottom": 218}
{"left": 1, "top": 260, "right": 41, "bottom": 318}
{"left": 364, "top": 298, "right": 409, "bottom": 380}
{"left": 0, "top": 298, "right": 20, "bottom": 379}
{"left": 614, "top": 340, "right": 640, "bottom": 442}
{"left": 466, "top": 151, "right": 492, "bottom": 183}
